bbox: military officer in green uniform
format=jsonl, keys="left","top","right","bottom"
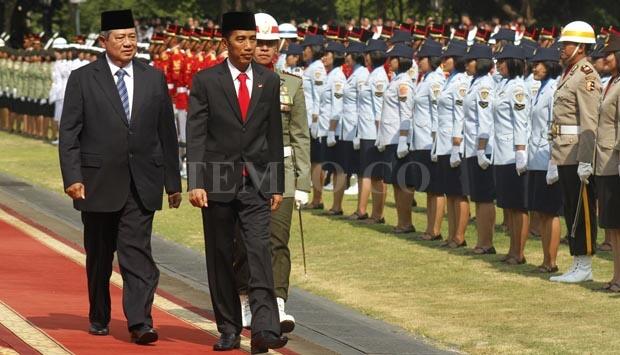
{"left": 233, "top": 12, "right": 311, "bottom": 335}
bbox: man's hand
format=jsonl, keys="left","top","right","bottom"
{"left": 271, "top": 194, "right": 283, "bottom": 211}
{"left": 168, "top": 192, "right": 182, "bottom": 208}
{"left": 65, "top": 182, "right": 85, "bottom": 200}
{"left": 189, "top": 189, "right": 208, "bottom": 208}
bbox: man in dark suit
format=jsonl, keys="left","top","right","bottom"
{"left": 59, "top": 9, "right": 181, "bottom": 345}
{"left": 186, "top": 12, "right": 287, "bottom": 353}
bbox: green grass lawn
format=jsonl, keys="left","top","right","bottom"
{"left": 1, "top": 130, "right": 619, "bottom": 354}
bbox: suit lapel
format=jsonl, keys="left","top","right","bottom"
{"left": 245, "top": 62, "right": 264, "bottom": 123}
{"left": 93, "top": 55, "right": 129, "bottom": 126}
{"left": 218, "top": 62, "right": 243, "bottom": 123}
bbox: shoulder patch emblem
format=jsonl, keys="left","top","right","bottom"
{"left": 580, "top": 65, "right": 593, "bottom": 75}
{"left": 314, "top": 70, "right": 324, "bottom": 85}
{"left": 586, "top": 80, "right": 596, "bottom": 92}
{"left": 431, "top": 83, "right": 441, "bottom": 98}
{"left": 457, "top": 85, "right": 467, "bottom": 99}
{"left": 478, "top": 101, "right": 489, "bottom": 108}
{"left": 514, "top": 90, "right": 525, "bottom": 104}
{"left": 334, "top": 82, "right": 344, "bottom": 98}
{"left": 479, "top": 88, "right": 490, "bottom": 101}
{"left": 398, "top": 83, "right": 409, "bottom": 101}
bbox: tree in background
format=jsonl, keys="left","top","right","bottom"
{"left": 2, "top": 0, "right": 620, "bottom": 48}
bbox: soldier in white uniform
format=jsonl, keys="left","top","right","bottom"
{"left": 411, "top": 39, "right": 447, "bottom": 241}
{"left": 301, "top": 34, "right": 327, "bottom": 210}
{"left": 376, "top": 44, "right": 416, "bottom": 234}
{"left": 342, "top": 41, "right": 369, "bottom": 220}
{"left": 319, "top": 41, "right": 347, "bottom": 216}
{"left": 461, "top": 43, "right": 497, "bottom": 254}
{"left": 355, "top": 39, "right": 388, "bottom": 225}
{"left": 527, "top": 47, "right": 564, "bottom": 273}
{"left": 436, "top": 40, "right": 470, "bottom": 248}
{"left": 492, "top": 44, "right": 530, "bottom": 265}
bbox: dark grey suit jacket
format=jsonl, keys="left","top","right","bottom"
{"left": 186, "top": 61, "right": 284, "bottom": 202}
{"left": 59, "top": 54, "right": 181, "bottom": 212}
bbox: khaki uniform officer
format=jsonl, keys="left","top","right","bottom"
{"left": 234, "top": 12, "right": 311, "bottom": 336}
{"left": 549, "top": 21, "right": 601, "bottom": 283}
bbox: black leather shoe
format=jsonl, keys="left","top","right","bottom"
{"left": 251, "top": 331, "right": 288, "bottom": 353}
{"left": 88, "top": 323, "right": 109, "bottom": 336}
{"left": 130, "top": 325, "right": 158, "bottom": 345}
{"left": 213, "top": 333, "right": 241, "bottom": 351}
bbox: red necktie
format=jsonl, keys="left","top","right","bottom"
{"left": 237, "top": 73, "right": 250, "bottom": 121}
{"left": 237, "top": 73, "right": 250, "bottom": 176}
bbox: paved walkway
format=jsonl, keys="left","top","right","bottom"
{"left": 0, "top": 172, "right": 452, "bottom": 354}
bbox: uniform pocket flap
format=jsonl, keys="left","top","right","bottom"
{"left": 555, "top": 134, "right": 578, "bottom": 146}
{"left": 598, "top": 138, "right": 616, "bottom": 149}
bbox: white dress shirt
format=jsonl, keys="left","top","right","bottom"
{"left": 227, "top": 59, "right": 253, "bottom": 98}
{"left": 106, "top": 54, "right": 134, "bottom": 118}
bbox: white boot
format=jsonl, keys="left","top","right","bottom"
{"left": 550, "top": 257, "right": 578, "bottom": 282}
{"left": 277, "top": 297, "right": 295, "bottom": 333}
{"left": 240, "top": 294, "right": 252, "bottom": 329}
{"left": 344, "top": 175, "right": 359, "bottom": 195}
{"left": 550, "top": 256, "right": 593, "bottom": 283}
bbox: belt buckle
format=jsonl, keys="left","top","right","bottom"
{"left": 549, "top": 123, "right": 559, "bottom": 139}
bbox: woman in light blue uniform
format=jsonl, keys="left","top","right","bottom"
{"left": 411, "top": 39, "right": 447, "bottom": 241}
{"left": 461, "top": 43, "right": 497, "bottom": 254}
{"left": 376, "top": 44, "right": 416, "bottom": 233}
{"left": 354, "top": 40, "right": 388, "bottom": 224}
{"left": 301, "top": 35, "right": 327, "bottom": 210}
{"left": 492, "top": 44, "right": 530, "bottom": 265}
{"left": 527, "top": 47, "right": 563, "bottom": 273}
{"left": 435, "top": 40, "right": 470, "bottom": 248}
{"left": 342, "top": 41, "right": 370, "bottom": 220}
{"left": 319, "top": 41, "right": 347, "bottom": 216}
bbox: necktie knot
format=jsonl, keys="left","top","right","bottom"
{"left": 115, "top": 68, "right": 127, "bottom": 79}
{"left": 238, "top": 72, "right": 248, "bottom": 83}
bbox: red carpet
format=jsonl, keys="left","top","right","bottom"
{"left": 0, "top": 212, "right": 249, "bottom": 354}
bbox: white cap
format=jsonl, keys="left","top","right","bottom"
{"left": 558, "top": 21, "right": 596, "bottom": 44}
{"left": 52, "top": 37, "right": 68, "bottom": 49}
{"left": 255, "top": 13, "right": 279, "bottom": 41}
{"left": 279, "top": 23, "right": 297, "bottom": 39}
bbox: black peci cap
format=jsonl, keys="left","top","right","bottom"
{"left": 463, "top": 43, "right": 493, "bottom": 60}
{"left": 416, "top": 39, "right": 442, "bottom": 58}
{"left": 101, "top": 9, "right": 135, "bottom": 32}
{"left": 221, "top": 12, "right": 256, "bottom": 33}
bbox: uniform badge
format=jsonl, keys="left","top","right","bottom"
{"left": 478, "top": 101, "right": 489, "bottom": 108}
{"left": 586, "top": 80, "right": 596, "bottom": 92}
{"left": 479, "top": 88, "right": 490, "bottom": 101}
{"left": 580, "top": 65, "right": 593, "bottom": 75}
{"left": 374, "top": 81, "right": 385, "bottom": 97}
{"left": 431, "top": 83, "right": 441, "bottom": 99}
{"left": 334, "top": 82, "right": 344, "bottom": 99}
{"left": 513, "top": 89, "right": 526, "bottom": 111}
{"left": 457, "top": 85, "right": 467, "bottom": 99}
{"left": 398, "top": 83, "right": 409, "bottom": 102}
{"left": 314, "top": 70, "right": 324, "bottom": 85}
{"left": 456, "top": 99, "right": 464, "bottom": 106}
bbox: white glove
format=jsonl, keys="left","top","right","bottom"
{"left": 476, "top": 150, "right": 491, "bottom": 170}
{"left": 449, "top": 146, "right": 461, "bottom": 168}
{"left": 546, "top": 161, "right": 559, "bottom": 185}
{"left": 327, "top": 131, "right": 337, "bottom": 147}
{"left": 310, "top": 122, "right": 318, "bottom": 139}
{"left": 396, "top": 136, "right": 409, "bottom": 159}
{"left": 12, "top": 88, "right": 17, "bottom": 96}
{"left": 294, "top": 190, "right": 309, "bottom": 208}
{"left": 376, "top": 141, "right": 386, "bottom": 152}
{"left": 353, "top": 137, "right": 361, "bottom": 150}
{"left": 20, "top": 96, "right": 25, "bottom": 102}
{"left": 515, "top": 150, "right": 527, "bottom": 175}
{"left": 40, "top": 98, "right": 47, "bottom": 105}
{"left": 577, "top": 162, "right": 593, "bottom": 184}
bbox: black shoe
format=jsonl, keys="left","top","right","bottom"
{"left": 251, "top": 331, "right": 288, "bottom": 354}
{"left": 130, "top": 325, "right": 158, "bottom": 345}
{"left": 88, "top": 323, "right": 109, "bottom": 336}
{"left": 213, "top": 333, "right": 241, "bottom": 351}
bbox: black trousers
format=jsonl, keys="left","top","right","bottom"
{"left": 558, "top": 165, "right": 597, "bottom": 256}
{"left": 235, "top": 197, "right": 294, "bottom": 301}
{"left": 202, "top": 178, "right": 280, "bottom": 336}
{"left": 81, "top": 181, "right": 158, "bottom": 330}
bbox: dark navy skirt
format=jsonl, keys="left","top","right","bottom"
{"left": 494, "top": 164, "right": 528, "bottom": 210}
